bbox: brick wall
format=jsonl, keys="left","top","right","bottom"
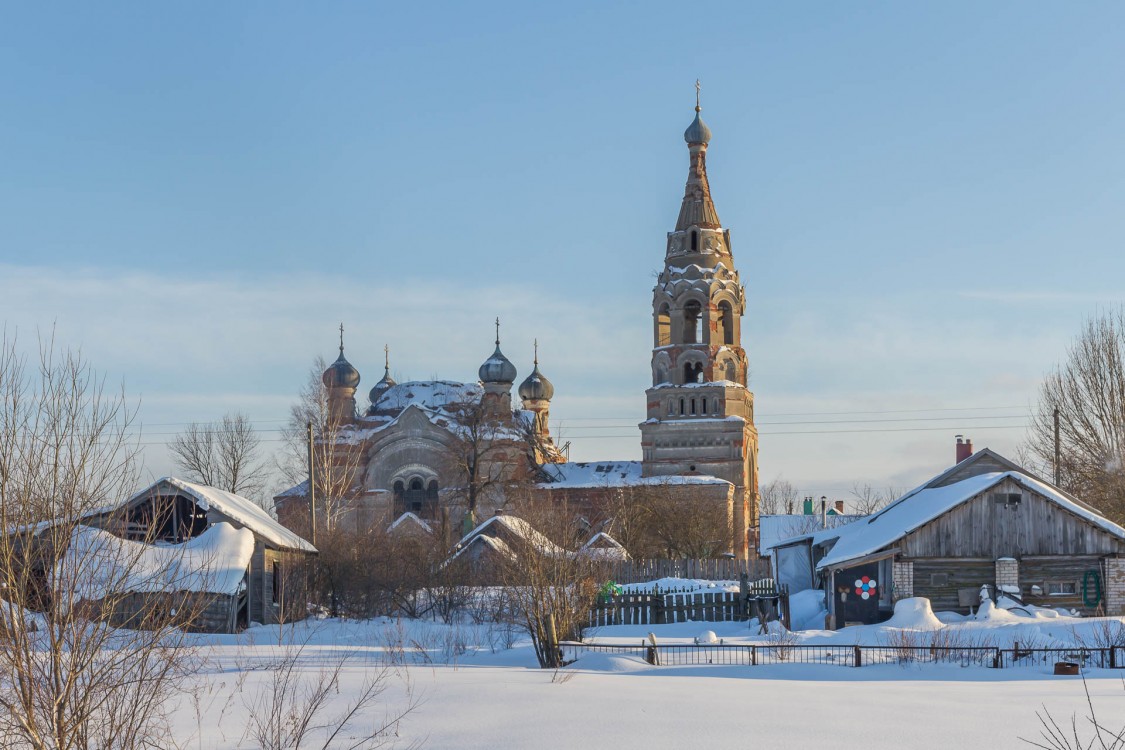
{"left": 892, "top": 561, "right": 913, "bottom": 600}
{"left": 1105, "top": 557, "right": 1125, "bottom": 616}
{"left": 995, "top": 557, "right": 1019, "bottom": 594}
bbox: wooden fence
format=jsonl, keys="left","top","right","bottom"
{"left": 603, "top": 558, "right": 771, "bottom": 585}
{"left": 560, "top": 642, "right": 1125, "bottom": 670}
{"left": 588, "top": 582, "right": 788, "bottom": 629}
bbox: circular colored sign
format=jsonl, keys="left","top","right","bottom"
{"left": 853, "top": 575, "right": 878, "bottom": 600}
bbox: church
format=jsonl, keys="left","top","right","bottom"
{"left": 276, "top": 94, "right": 762, "bottom": 559}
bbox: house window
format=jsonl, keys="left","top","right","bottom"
{"left": 272, "top": 561, "right": 282, "bottom": 605}
{"left": 930, "top": 573, "right": 950, "bottom": 587}
{"left": 1046, "top": 581, "right": 1077, "bottom": 596}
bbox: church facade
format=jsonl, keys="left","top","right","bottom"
{"left": 276, "top": 98, "right": 761, "bottom": 558}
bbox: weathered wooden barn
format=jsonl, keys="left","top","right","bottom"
{"left": 771, "top": 449, "right": 1125, "bottom": 628}
{"left": 73, "top": 477, "right": 318, "bottom": 632}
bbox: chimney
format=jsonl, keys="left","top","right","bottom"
{"left": 956, "top": 435, "right": 973, "bottom": 464}
{"left": 834, "top": 499, "right": 845, "bottom": 514}
{"left": 820, "top": 497, "right": 828, "bottom": 527}
{"left": 802, "top": 497, "right": 814, "bottom": 515}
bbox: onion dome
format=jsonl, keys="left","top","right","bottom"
{"left": 684, "top": 80, "right": 712, "bottom": 145}
{"left": 369, "top": 344, "right": 396, "bottom": 402}
{"left": 518, "top": 342, "right": 554, "bottom": 401}
{"left": 684, "top": 111, "right": 712, "bottom": 145}
{"left": 322, "top": 325, "right": 361, "bottom": 389}
{"left": 478, "top": 319, "right": 517, "bottom": 384}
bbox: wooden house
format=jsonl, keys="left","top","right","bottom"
{"left": 771, "top": 450, "right": 1125, "bottom": 628}
{"left": 74, "top": 477, "right": 318, "bottom": 632}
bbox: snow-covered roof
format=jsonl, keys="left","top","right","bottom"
{"left": 456, "top": 514, "right": 567, "bottom": 557}
{"left": 275, "top": 479, "right": 309, "bottom": 499}
{"left": 447, "top": 533, "right": 514, "bottom": 564}
{"left": 122, "top": 477, "right": 316, "bottom": 553}
{"left": 759, "top": 514, "right": 864, "bottom": 555}
{"left": 578, "top": 531, "right": 629, "bottom": 561}
{"left": 813, "top": 471, "right": 1125, "bottom": 571}
{"left": 371, "top": 380, "right": 482, "bottom": 414}
{"left": 387, "top": 512, "right": 433, "bottom": 535}
{"left": 540, "top": 461, "right": 730, "bottom": 489}
{"left": 58, "top": 522, "right": 255, "bottom": 599}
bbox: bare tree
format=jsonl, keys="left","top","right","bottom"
{"left": 0, "top": 331, "right": 204, "bottom": 750}
{"left": 760, "top": 477, "right": 799, "bottom": 515}
{"left": 498, "top": 497, "right": 606, "bottom": 669}
{"left": 1029, "top": 307, "right": 1125, "bottom": 523}
{"left": 170, "top": 412, "right": 269, "bottom": 500}
{"left": 441, "top": 398, "right": 529, "bottom": 531}
{"left": 848, "top": 483, "right": 899, "bottom": 515}
{"left": 277, "top": 357, "right": 365, "bottom": 535}
{"left": 604, "top": 484, "right": 731, "bottom": 559}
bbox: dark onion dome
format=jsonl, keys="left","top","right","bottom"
{"left": 518, "top": 362, "right": 554, "bottom": 402}
{"left": 478, "top": 343, "right": 517, "bottom": 384}
{"left": 368, "top": 367, "right": 396, "bottom": 403}
{"left": 322, "top": 350, "right": 360, "bottom": 389}
{"left": 684, "top": 108, "right": 712, "bottom": 145}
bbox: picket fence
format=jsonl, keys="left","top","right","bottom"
{"left": 603, "top": 558, "right": 771, "bottom": 585}
{"left": 588, "top": 582, "right": 788, "bottom": 629}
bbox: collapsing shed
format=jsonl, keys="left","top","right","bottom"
{"left": 771, "top": 450, "right": 1125, "bottom": 628}
{"left": 77, "top": 477, "right": 318, "bottom": 631}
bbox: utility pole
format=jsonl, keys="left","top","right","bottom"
{"left": 1053, "top": 407, "right": 1061, "bottom": 486}
{"left": 306, "top": 420, "right": 317, "bottom": 546}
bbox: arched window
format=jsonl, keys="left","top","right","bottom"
{"left": 701, "top": 399, "right": 708, "bottom": 415}
{"left": 690, "top": 230, "right": 698, "bottom": 252}
{"left": 690, "top": 398, "right": 696, "bottom": 415}
{"left": 683, "top": 300, "right": 702, "bottom": 344}
{"left": 406, "top": 478, "right": 425, "bottom": 514}
{"left": 724, "top": 359, "right": 738, "bottom": 383}
{"left": 656, "top": 304, "right": 671, "bottom": 347}
{"left": 719, "top": 301, "right": 734, "bottom": 345}
{"left": 683, "top": 361, "right": 704, "bottom": 384}
{"left": 667, "top": 399, "right": 675, "bottom": 416}
{"left": 679, "top": 398, "right": 685, "bottom": 416}
{"left": 393, "top": 480, "right": 405, "bottom": 516}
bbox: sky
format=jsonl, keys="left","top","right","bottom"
{"left": 2, "top": 2, "right": 1124, "bottom": 500}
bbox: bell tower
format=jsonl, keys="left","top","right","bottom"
{"left": 639, "top": 85, "right": 760, "bottom": 557}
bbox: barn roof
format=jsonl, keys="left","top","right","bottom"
{"left": 812, "top": 470, "right": 1125, "bottom": 571}
{"left": 59, "top": 521, "right": 255, "bottom": 598}
{"left": 121, "top": 477, "right": 317, "bottom": 553}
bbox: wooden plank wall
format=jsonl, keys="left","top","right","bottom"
{"left": 899, "top": 477, "right": 1125, "bottom": 559}
{"left": 1021, "top": 556, "right": 1102, "bottom": 614}
{"left": 910, "top": 560, "right": 994, "bottom": 613}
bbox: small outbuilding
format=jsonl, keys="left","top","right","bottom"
{"left": 772, "top": 449, "right": 1125, "bottom": 628}
{"left": 73, "top": 477, "right": 318, "bottom": 631}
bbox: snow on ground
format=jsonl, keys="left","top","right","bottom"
{"left": 167, "top": 600, "right": 1125, "bottom": 749}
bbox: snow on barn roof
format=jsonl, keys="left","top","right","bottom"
{"left": 123, "top": 477, "right": 317, "bottom": 553}
{"left": 59, "top": 522, "right": 255, "bottom": 599}
{"left": 811, "top": 471, "right": 1125, "bottom": 571}
{"left": 540, "top": 461, "right": 730, "bottom": 488}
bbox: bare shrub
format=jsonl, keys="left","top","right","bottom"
{"left": 240, "top": 637, "right": 417, "bottom": 750}
{"left": 765, "top": 623, "right": 799, "bottom": 662}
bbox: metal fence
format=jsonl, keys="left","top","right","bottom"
{"left": 560, "top": 641, "right": 1125, "bottom": 670}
